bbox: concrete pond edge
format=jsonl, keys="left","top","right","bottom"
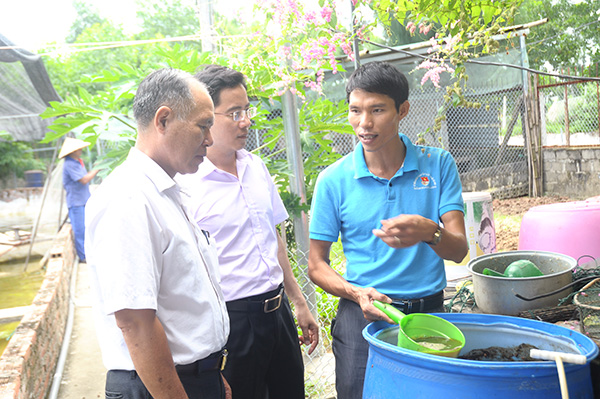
{"left": 0, "top": 225, "right": 75, "bottom": 399}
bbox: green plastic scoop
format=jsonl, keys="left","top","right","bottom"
{"left": 373, "top": 300, "right": 465, "bottom": 358}
{"left": 483, "top": 259, "right": 544, "bottom": 278}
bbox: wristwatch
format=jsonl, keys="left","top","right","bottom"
{"left": 426, "top": 226, "right": 442, "bottom": 246}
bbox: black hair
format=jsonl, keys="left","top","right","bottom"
{"left": 194, "top": 65, "right": 247, "bottom": 107}
{"left": 345, "top": 61, "right": 409, "bottom": 111}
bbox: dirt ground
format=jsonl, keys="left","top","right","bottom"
{"left": 493, "top": 195, "right": 573, "bottom": 252}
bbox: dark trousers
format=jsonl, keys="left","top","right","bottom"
{"left": 224, "top": 292, "right": 304, "bottom": 399}
{"left": 332, "top": 298, "right": 445, "bottom": 399}
{"left": 105, "top": 368, "right": 225, "bottom": 399}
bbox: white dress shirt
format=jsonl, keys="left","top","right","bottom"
{"left": 85, "top": 147, "right": 229, "bottom": 371}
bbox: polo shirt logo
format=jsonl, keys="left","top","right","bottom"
{"left": 413, "top": 173, "right": 437, "bottom": 190}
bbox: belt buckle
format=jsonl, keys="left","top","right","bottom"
{"left": 219, "top": 349, "right": 228, "bottom": 371}
{"left": 263, "top": 293, "right": 282, "bottom": 313}
{"left": 391, "top": 299, "right": 412, "bottom": 313}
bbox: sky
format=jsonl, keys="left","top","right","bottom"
{"left": 1, "top": 0, "right": 247, "bottom": 52}
{"left": 2, "top": 0, "right": 139, "bottom": 50}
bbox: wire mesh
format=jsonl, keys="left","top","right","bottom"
{"left": 539, "top": 81, "right": 600, "bottom": 146}
{"left": 291, "top": 243, "right": 344, "bottom": 399}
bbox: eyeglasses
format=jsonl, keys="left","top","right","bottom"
{"left": 215, "top": 107, "right": 257, "bottom": 122}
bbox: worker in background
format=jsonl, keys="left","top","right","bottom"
{"left": 59, "top": 137, "right": 99, "bottom": 262}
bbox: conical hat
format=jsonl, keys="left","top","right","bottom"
{"left": 59, "top": 137, "right": 90, "bottom": 159}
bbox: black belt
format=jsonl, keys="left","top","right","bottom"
{"left": 389, "top": 290, "right": 444, "bottom": 314}
{"left": 226, "top": 285, "right": 284, "bottom": 313}
{"left": 175, "top": 349, "right": 228, "bottom": 374}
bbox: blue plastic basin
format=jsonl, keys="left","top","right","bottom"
{"left": 363, "top": 313, "right": 598, "bottom": 399}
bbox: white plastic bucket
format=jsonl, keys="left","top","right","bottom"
{"left": 445, "top": 192, "right": 496, "bottom": 283}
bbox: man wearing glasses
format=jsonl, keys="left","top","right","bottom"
{"left": 176, "top": 65, "right": 319, "bottom": 399}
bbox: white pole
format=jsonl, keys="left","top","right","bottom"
{"left": 197, "top": 0, "right": 215, "bottom": 53}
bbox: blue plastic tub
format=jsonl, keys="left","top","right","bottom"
{"left": 363, "top": 313, "right": 598, "bottom": 399}
{"left": 24, "top": 170, "right": 43, "bottom": 188}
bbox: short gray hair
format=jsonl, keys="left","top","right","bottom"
{"left": 133, "top": 68, "right": 209, "bottom": 128}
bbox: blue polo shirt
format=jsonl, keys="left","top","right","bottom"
{"left": 309, "top": 134, "right": 463, "bottom": 298}
{"left": 63, "top": 156, "right": 91, "bottom": 208}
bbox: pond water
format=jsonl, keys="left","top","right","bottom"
{"left": 0, "top": 321, "right": 20, "bottom": 356}
{"left": 0, "top": 182, "right": 63, "bottom": 355}
{"left": 0, "top": 256, "right": 45, "bottom": 356}
{"left": 0, "top": 197, "right": 62, "bottom": 262}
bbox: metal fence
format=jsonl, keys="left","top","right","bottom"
{"left": 537, "top": 71, "right": 600, "bottom": 147}
{"left": 294, "top": 245, "right": 340, "bottom": 399}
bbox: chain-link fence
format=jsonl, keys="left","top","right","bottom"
{"left": 538, "top": 73, "right": 600, "bottom": 147}
{"left": 294, "top": 244, "right": 342, "bottom": 399}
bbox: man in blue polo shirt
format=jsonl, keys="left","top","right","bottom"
{"left": 308, "top": 61, "right": 468, "bottom": 399}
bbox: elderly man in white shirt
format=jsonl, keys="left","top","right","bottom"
{"left": 85, "top": 68, "right": 230, "bottom": 399}
{"left": 177, "top": 65, "right": 319, "bottom": 399}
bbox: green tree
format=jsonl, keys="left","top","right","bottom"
{"left": 45, "top": 0, "right": 206, "bottom": 99}
{"left": 45, "top": 5, "right": 137, "bottom": 98}
{"left": 137, "top": 0, "right": 200, "bottom": 39}
{"left": 133, "top": 0, "right": 205, "bottom": 69}
{"left": 515, "top": 0, "right": 600, "bottom": 70}
{"left": 384, "top": 17, "right": 435, "bottom": 46}
{"left": 0, "top": 133, "right": 46, "bottom": 181}
{"left": 41, "top": 0, "right": 524, "bottom": 197}
{"left": 66, "top": 1, "right": 106, "bottom": 43}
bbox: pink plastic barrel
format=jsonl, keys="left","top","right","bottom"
{"left": 518, "top": 200, "right": 600, "bottom": 260}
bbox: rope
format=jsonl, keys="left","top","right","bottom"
{"left": 445, "top": 281, "right": 476, "bottom": 313}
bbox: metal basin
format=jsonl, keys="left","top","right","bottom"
{"left": 467, "top": 250, "right": 576, "bottom": 315}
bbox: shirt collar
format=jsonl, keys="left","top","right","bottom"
{"left": 127, "top": 147, "right": 177, "bottom": 193}
{"left": 352, "top": 133, "right": 419, "bottom": 179}
{"left": 195, "top": 157, "right": 218, "bottom": 178}
{"left": 236, "top": 148, "right": 252, "bottom": 162}
{"left": 196, "top": 148, "right": 252, "bottom": 179}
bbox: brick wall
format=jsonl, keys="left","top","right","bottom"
{"left": 543, "top": 147, "right": 600, "bottom": 199}
{"left": 460, "top": 161, "right": 529, "bottom": 199}
{"left": 0, "top": 225, "right": 75, "bottom": 399}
